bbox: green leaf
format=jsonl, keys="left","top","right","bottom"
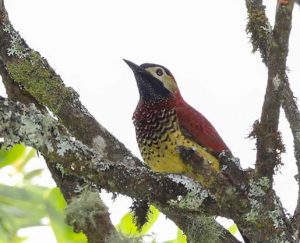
{"left": 0, "top": 184, "right": 46, "bottom": 204}
{"left": 117, "top": 205, "right": 160, "bottom": 237}
{"left": 176, "top": 229, "right": 187, "bottom": 243}
{"left": 23, "top": 168, "right": 44, "bottom": 181}
{"left": 0, "top": 184, "right": 47, "bottom": 234}
{"left": 15, "top": 148, "right": 37, "bottom": 172}
{"left": 11, "top": 234, "right": 28, "bottom": 243}
{"left": 45, "top": 188, "right": 87, "bottom": 243}
{"left": 0, "top": 226, "right": 10, "bottom": 242}
{"left": 0, "top": 144, "right": 27, "bottom": 169}
{"left": 228, "top": 224, "right": 238, "bottom": 235}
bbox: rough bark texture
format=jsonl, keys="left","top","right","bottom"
{"left": 254, "top": 0, "right": 293, "bottom": 180}
{"left": 1, "top": 0, "right": 300, "bottom": 242}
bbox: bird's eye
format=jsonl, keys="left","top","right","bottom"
{"left": 156, "top": 68, "right": 163, "bottom": 76}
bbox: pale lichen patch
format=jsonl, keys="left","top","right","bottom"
{"left": 121, "top": 155, "right": 137, "bottom": 167}
{"left": 260, "top": 21, "right": 272, "bottom": 33}
{"left": 248, "top": 177, "right": 270, "bottom": 197}
{"left": 74, "top": 184, "right": 84, "bottom": 194}
{"left": 0, "top": 99, "right": 104, "bottom": 174}
{"left": 184, "top": 215, "right": 222, "bottom": 243}
{"left": 65, "top": 189, "right": 108, "bottom": 231}
{"left": 168, "top": 174, "right": 202, "bottom": 193}
{"left": 3, "top": 23, "right": 29, "bottom": 58}
{"left": 55, "top": 163, "right": 66, "bottom": 176}
{"left": 245, "top": 177, "right": 270, "bottom": 222}
{"left": 92, "top": 135, "right": 107, "bottom": 156}
{"left": 273, "top": 74, "right": 281, "bottom": 91}
{"left": 167, "top": 174, "right": 210, "bottom": 210}
{"left": 0, "top": 102, "right": 55, "bottom": 152}
{"left": 268, "top": 196, "right": 286, "bottom": 229}
{"left": 94, "top": 161, "right": 111, "bottom": 172}
{"left": 57, "top": 139, "right": 74, "bottom": 156}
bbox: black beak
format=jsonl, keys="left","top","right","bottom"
{"left": 123, "top": 59, "right": 143, "bottom": 73}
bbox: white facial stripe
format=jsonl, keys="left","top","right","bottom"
{"left": 145, "top": 67, "right": 177, "bottom": 93}
{"left": 145, "top": 67, "right": 165, "bottom": 81}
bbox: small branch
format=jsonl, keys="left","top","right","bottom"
{"left": 245, "top": 0, "right": 272, "bottom": 64}
{"left": 245, "top": 0, "right": 300, "bottom": 237}
{"left": 254, "top": 1, "right": 294, "bottom": 179}
{"left": 282, "top": 83, "right": 300, "bottom": 237}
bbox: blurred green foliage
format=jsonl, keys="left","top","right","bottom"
{"left": 0, "top": 144, "right": 86, "bottom": 243}
{"left": 0, "top": 144, "right": 190, "bottom": 243}
{"left": 165, "top": 229, "right": 187, "bottom": 243}
{"left": 117, "top": 205, "right": 160, "bottom": 237}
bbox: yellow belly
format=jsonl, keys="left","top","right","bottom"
{"left": 140, "top": 129, "right": 220, "bottom": 174}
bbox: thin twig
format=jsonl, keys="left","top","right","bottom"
{"left": 245, "top": 0, "right": 272, "bottom": 64}
{"left": 282, "top": 82, "right": 300, "bottom": 237}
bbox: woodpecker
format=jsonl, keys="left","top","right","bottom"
{"left": 124, "top": 59, "right": 229, "bottom": 177}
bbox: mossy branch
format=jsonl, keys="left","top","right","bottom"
{"left": 0, "top": 97, "right": 242, "bottom": 242}
{"left": 245, "top": 0, "right": 300, "bottom": 239}
{"left": 0, "top": 97, "right": 295, "bottom": 242}
{"left": 253, "top": 0, "right": 294, "bottom": 179}
{"left": 245, "top": 0, "right": 272, "bottom": 64}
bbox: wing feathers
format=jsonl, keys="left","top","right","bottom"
{"left": 176, "top": 99, "right": 229, "bottom": 154}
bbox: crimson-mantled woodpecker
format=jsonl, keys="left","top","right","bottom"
{"left": 124, "top": 59, "right": 229, "bottom": 178}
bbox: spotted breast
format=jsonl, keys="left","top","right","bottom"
{"left": 133, "top": 99, "right": 219, "bottom": 174}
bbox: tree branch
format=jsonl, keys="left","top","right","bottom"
{"left": 282, "top": 82, "right": 300, "bottom": 236}
{"left": 0, "top": 97, "right": 295, "bottom": 242}
{"left": 254, "top": 0, "right": 294, "bottom": 179}
{"left": 245, "top": 0, "right": 272, "bottom": 64}
{"left": 0, "top": 97, "right": 243, "bottom": 242}
{"left": 245, "top": 0, "right": 300, "bottom": 238}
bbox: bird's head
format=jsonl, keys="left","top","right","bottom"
{"left": 124, "top": 59, "right": 180, "bottom": 102}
